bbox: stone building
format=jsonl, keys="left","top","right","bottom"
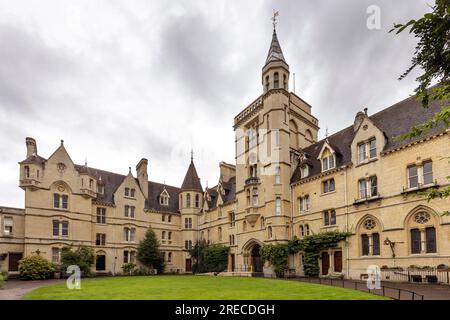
{"left": 0, "top": 26, "right": 449, "bottom": 279}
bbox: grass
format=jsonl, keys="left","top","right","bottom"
{"left": 24, "top": 275, "right": 389, "bottom": 300}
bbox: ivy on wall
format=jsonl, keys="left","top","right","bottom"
{"left": 260, "top": 231, "right": 351, "bottom": 278}
{"left": 289, "top": 231, "right": 351, "bottom": 277}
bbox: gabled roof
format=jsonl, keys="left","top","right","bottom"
{"left": 19, "top": 154, "right": 46, "bottom": 165}
{"left": 181, "top": 160, "right": 203, "bottom": 192}
{"left": 265, "top": 29, "right": 286, "bottom": 65}
{"left": 291, "top": 96, "right": 446, "bottom": 184}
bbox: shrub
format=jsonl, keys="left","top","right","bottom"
{"left": 122, "top": 263, "right": 137, "bottom": 275}
{"left": 189, "top": 241, "right": 229, "bottom": 273}
{"left": 61, "top": 245, "right": 95, "bottom": 277}
{"left": 260, "top": 244, "right": 290, "bottom": 277}
{"left": 0, "top": 274, "right": 4, "bottom": 288}
{"left": 18, "top": 255, "right": 55, "bottom": 280}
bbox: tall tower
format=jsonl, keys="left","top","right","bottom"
{"left": 179, "top": 153, "right": 203, "bottom": 272}
{"left": 233, "top": 16, "right": 319, "bottom": 273}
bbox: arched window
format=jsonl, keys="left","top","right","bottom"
{"left": 162, "top": 231, "right": 166, "bottom": 240}
{"left": 265, "top": 75, "right": 270, "bottom": 91}
{"left": 275, "top": 166, "right": 281, "bottom": 184}
{"left": 195, "top": 194, "right": 200, "bottom": 207}
{"left": 243, "top": 221, "right": 247, "bottom": 231}
{"left": 274, "top": 72, "right": 279, "bottom": 89}
{"left": 218, "top": 227, "right": 222, "bottom": 241}
{"left": 305, "top": 129, "right": 314, "bottom": 142}
{"left": 24, "top": 166, "right": 30, "bottom": 178}
{"left": 289, "top": 120, "right": 299, "bottom": 149}
{"left": 300, "top": 225, "right": 304, "bottom": 238}
{"left": 168, "top": 232, "right": 172, "bottom": 240}
{"left": 283, "top": 74, "right": 287, "bottom": 89}
{"left": 268, "top": 226, "right": 273, "bottom": 239}
{"left": 246, "top": 189, "right": 251, "bottom": 206}
{"left": 359, "top": 217, "right": 381, "bottom": 256}
{"left": 186, "top": 193, "right": 191, "bottom": 208}
{"left": 260, "top": 217, "right": 265, "bottom": 229}
{"left": 305, "top": 224, "right": 310, "bottom": 236}
{"left": 408, "top": 209, "right": 437, "bottom": 254}
{"left": 180, "top": 194, "right": 183, "bottom": 209}
{"left": 168, "top": 252, "right": 172, "bottom": 263}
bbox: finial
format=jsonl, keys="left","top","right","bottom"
{"left": 364, "top": 107, "right": 368, "bottom": 116}
{"left": 191, "top": 149, "right": 194, "bottom": 162}
{"left": 325, "top": 127, "right": 329, "bottom": 138}
{"left": 128, "top": 166, "right": 131, "bottom": 174}
{"left": 272, "top": 10, "right": 279, "bottom": 30}
{"left": 84, "top": 156, "right": 87, "bottom": 167}
{"left": 60, "top": 139, "right": 64, "bottom": 145}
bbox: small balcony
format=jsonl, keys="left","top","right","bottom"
{"left": 80, "top": 188, "right": 96, "bottom": 199}
{"left": 19, "top": 178, "right": 41, "bottom": 190}
{"left": 245, "top": 176, "right": 260, "bottom": 186}
{"left": 353, "top": 194, "right": 382, "bottom": 206}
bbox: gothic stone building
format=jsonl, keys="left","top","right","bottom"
{"left": 1, "top": 28, "right": 449, "bottom": 279}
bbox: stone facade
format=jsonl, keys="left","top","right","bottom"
{"left": 0, "top": 27, "right": 449, "bottom": 280}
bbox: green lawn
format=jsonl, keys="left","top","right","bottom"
{"left": 24, "top": 275, "right": 388, "bottom": 300}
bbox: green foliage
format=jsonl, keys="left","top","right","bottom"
{"left": 61, "top": 245, "right": 95, "bottom": 277}
{"left": 260, "top": 244, "right": 290, "bottom": 277}
{"left": 18, "top": 255, "right": 55, "bottom": 280}
{"left": 0, "top": 273, "right": 3, "bottom": 288}
{"left": 137, "top": 228, "right": 165, "bottom": 273}
{"left": 289, "top": 231, "right": 351, "bottom": 277}
{"left": 121, "top": 263, "right": 138, "bottom": 275}
{"left": 189, "top": 240, "right": 229, "bottom": 273}
{"left": 391, "top": 0, "right": 450, "bottom": 206}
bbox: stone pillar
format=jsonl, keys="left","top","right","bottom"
{"left": 420, "top": 228, "right": 426, "bottom": 254}
{"left": 328, "top": 249, "right": 334, "bottom": 274}
{"left": 368, "top": 234, "right": 373, "bottom": 256}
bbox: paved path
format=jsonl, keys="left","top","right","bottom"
{"left": 0, "top": 279, "right": 63, "bottom": 300}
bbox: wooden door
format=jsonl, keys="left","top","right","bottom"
{"left": 96, "top": 255, "right": 106, "bottom": 271}
{"left": 185, "top": 259, "right": 192, "bottom": 272}
{"left": 321, "top": 252, "right": 329, "bottom": 275}
{"left": 8, "top": 253, "right": 23, "bottom": 271}
{"left": 334, "top": 251, "right": 342, "bottom": 272}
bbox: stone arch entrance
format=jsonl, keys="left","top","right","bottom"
{"left": 242, "top": 238, "right": 264, "bottom": 273}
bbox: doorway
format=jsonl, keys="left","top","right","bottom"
{"left": 96, "top": 255, "right": 106, "bottom": 271}
{"left": 334, "top": 251, "right": 343, "bottom": 273}
{"left": 8, "top": 253, "right": 22, "bottom": 272}
{"left": 185, "top": 258, "right": 192, "bottom": 272}
{"left": 321, "top": 252, "right": 329, "bottom": 275}
{"left": 230, "top": 254, "right": 235, "bottom": 272}
{"left": 251, "top": 245, "right": 262, "bottom": 272}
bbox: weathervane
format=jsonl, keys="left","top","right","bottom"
{"left": 272, "top": 10, "right": 279, "bottom": 30}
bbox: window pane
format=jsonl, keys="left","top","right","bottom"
{"left": 62, "top": 221, "right": 69, "bottom": 236}
{"left": 358, "top": 144, "right": 366, "bottom": 162}
{"left": 329, "top": 179, "right": 335, "bottom": 192}
{"left": 426, "top": 227, "right": 436, "bottom": 253}
{"left": 411, "top": 229, "right": 421, "bottom": 254}
{"left": 322, "top": 158, "right": 328, "bottom": 171}
{"left": 305, "top": 195, "right": 310, "bottom": 210}
{"left": 324, "top": 211, "right": 329, "bottom": 226}
{"left": 372, "top": 233, "right": 380, "bottom": 255}
{"left": 361, "top": 234, "right": 369, "bottom": 255}
{"left": 53, "top": 194, "right": 60, "bottom": 208}
{"left": 53, "top": 220, "right": 59, "bottom": 236}
{"left": 330, "top": 210, "right": 336, "bottom": 225}
{"left": 408, "top": 166, "right": 418, "bottom": 188}
{"left": 359, "top": 180, "right": 367, "bottom": 198}
{"left": 62, "top": 195, "right": 68, "bottom": 209}
{"left": 323, "top": 181, "right": 328, "bottom": 193}
{"left": 370, "top": 176, "right": 378, "bottom": 196}
{"left": 123, "top": 250, "right": 129, "bottom": 263}
{"left": 369, "top": 139, "right": 377, "bottom": 158}
{"left": 423, "top": 161, "right": 433, "bottom": 185}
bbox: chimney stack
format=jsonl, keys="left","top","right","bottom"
{"left": 25, "top": 137, "right": 37, "bottom": 158}
{"left": 136, "top": 158, "right": 148, "bottom": 198}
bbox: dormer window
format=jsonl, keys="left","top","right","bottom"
{"left": 159, "top": 189, "right": 170, "bottom": 206}
{"left": 321, "top": 148, "right": 336, "bottom": 172}
{"left": 300, "top": 165, "right": 309, "bottom": 178}
{"left": 358, "top": 138, "right": 377, "bottom": 163}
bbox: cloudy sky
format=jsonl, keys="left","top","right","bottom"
{"left": 0, "top": 0, "right": 431, "bottom": 208}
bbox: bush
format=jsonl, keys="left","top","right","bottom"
{"left": 61, "top": 245, "right": 95, "bottom": 277}
{"left": 122, "top": 263, "right": 137, "bottom": 275}
{"left": 189, "top": 241, "right": 229, "bottom": 273}
{"left": 260, "top": 244, "right": 290, "bottom": 277}
{"left": 0, "top": 274, "right": 4, "bottom": 288}
{"left": 18, "top": 255, "right": 55, "bottom": 280}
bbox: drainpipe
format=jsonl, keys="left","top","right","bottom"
{"left": 344, "top": 167, "right": 350, "bottom": 278}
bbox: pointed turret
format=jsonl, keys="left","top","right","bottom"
{"left": 265, "top": 29, "right": 286, "bottom": 65}
{"left": 181, "top": 157, "right": 203, "bottom": 192}
{"left": 262, "top": 25, "right": 290, "bottom": 93}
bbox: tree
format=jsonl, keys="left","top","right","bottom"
{"left": 391, "top": 0, "right": 450, "bottom": 209}
{"left": 188, "top": 241, "right": 229, "bottom": 273}
{"left": 137, "top": 228, "right": 165, "bottom": 273}
{"left": 61, "top": 245, "right": 95, "bottom": 277}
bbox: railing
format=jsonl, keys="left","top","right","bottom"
{"left": 245, "top": 177, "right": 260, "bottom": 186}
{"left": 290, "top": 277, "right": 425, "bottom": 300}
{"left": 381, "top": 267, "right": 450, "bottom": 284}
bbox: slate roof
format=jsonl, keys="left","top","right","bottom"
{"left": 19, "top": 155, "right": 46, "bottom": 165}
{"left": 291, "top": 96, "right": 447, "bottom": 184}
{"left": 73, "top": 165, "right": 180, "bottom": 213}
{"left": 265, "top": 29, "right": 286, "bottom": 65}
{"left": 180, "top": 160, "right": 203, "bottom": 192}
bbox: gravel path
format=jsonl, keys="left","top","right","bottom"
{"left": 0, "top": 279, "right": 64, "bottom": 300}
